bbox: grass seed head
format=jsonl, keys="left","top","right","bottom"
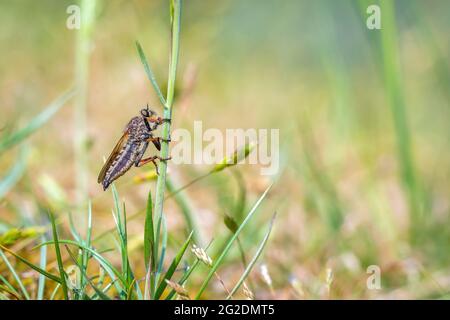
{"left": 243, "top": 282, "right": 254, "bottom": 300}
{"left": 165, "top": 279, "right": 190, "bottom": 300}
{"left": 191, "top": 244, "right": 212, "bottom": 266}
{"left": 212, "top": 141, "right": 257, "bottom": 172}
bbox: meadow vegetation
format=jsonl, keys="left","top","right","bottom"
{"left": 0, "top": 0, "right": 449, "bottom": 299}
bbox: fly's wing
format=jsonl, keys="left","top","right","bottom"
{"left": 97, "top": 131, "right": 129, "bottom": 184}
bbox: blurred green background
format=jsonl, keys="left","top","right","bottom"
{"left": 0, "top": 0, "right": 449, "bottom": 299}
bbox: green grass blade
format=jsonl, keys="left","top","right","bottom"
{"left": 0, "top": 147, "right": 28, "bottom": 199}
{"left": 49, "top": 284, "right": 61, "bottom": 300}
{"left": 73, "top": 0, "right": 97, "bottom": 207}
{"left": 151, "top": 0, "right": 182, "bottom": 299}
{"left": 154, "top": 230, "right": 193, "bottom": 299}
{"left": 0, "top": 243, "right": 61, "bottom": 284}
{"left": 226, "top": 213, "right": 276, "bottom": 299}
{"left": 165, "top": 239, "right": 214, "bottom": 300}
{"left": 144, "top": 190, "right": 155, "bottom": 300}
{"left": 134, "top": 281, "right": 143, "bottom": 300}
{"left": 135, "top": 41, "right": 167, "bottom": 107}
{"left": 37, "top": 235, "right": 47, "bottom": 300}
{"left": 0, "top": 248, "right": 30, "bottom": 299}
{"left": 0, "top": 274, "right": 21, "bottom": 299}
{"left": 111, "top": 185, "right": 122, "bottom": 233}
{"left": 68, "top": 211, "right": 82, "bottom": 242}
{"left": 0, "top": 283, "right": 21, "bottom": 300}
{"left": 144, "top": 190, "right": 155, "bottom": 271}
{"left": 195, "top": 183, "right": 273, "bottom": 299}
{"left": 48, "top": 212, "right": 69, "bottom": 299}
{"left": 126, "top": 278, "right": 137, "bottom": 300}
{"left": 86, "top": 201, "right": 93, "bottom": 250}
{"left": 166, "top": 259, "right": 199, "bottom": 300}
{"left": 79, "top": 201, "right": 93, "bottom": 294}
{"left": 154, "top": 214, "right": 168, "bottom": 298}
{"left": 0, "top": 89, "right": 75, "bottom": 154}
{"left": 65, "top": 245, "right": 111, "bottom": 300}
{"left": 123, "top": 204, "right": 133, "bottom": 285}
{"left": 379, "top": 0, "right": 421, "bottom": 234}
{"left": 36, "top": 239, "right": 125, "bottom": 290}
{"left": 67, "top": 211, "right": 81, "bottom": 242}
{"left": 111, "top": 185, "right": 133, "bottom": 288}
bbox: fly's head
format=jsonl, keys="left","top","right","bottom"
{"left": 140, "top": 104, "right": 157, "bottom": 119}
{"left": 141, "top": 104, "right": 159, "bottom": 131}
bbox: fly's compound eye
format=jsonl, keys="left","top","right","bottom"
{"left": 140, "top": 109, "right": 150, "bottom": 117}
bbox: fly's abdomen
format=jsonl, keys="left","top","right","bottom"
{"left": 103, "top": 142, "right": 140, "bottom": 189}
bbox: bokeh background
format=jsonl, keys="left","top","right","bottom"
{"left": 0, "top": 0, "right": 449, "bottom": 299}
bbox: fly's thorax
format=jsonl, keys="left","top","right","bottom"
{"left": 126, "top": 116, "right": 151, "bottom": 142}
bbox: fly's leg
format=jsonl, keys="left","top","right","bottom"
{"left": 137, "top": 155, "right": 172, "bottom": 175}
{"left": 148, "top": 117, "right": 171, "bottom": 126}
{"left": 146, "top": 136, "right": 170, "bottom": 151}
{"left": 137, "top": 156, "right": 159, "bottom": 174}
{"left": 147, "top": 136, "right": 171, "bottom": 144}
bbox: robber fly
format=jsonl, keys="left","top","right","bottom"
{"left": 98, "top": 105, "right": 171, "bottom": 190}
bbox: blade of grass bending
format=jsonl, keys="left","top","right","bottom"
{"left": 134, "top": 280, "right": 143, "bottom": 300}
{"left": 0, "top": 89, "right": 75, "bottom": 154}
{"left": 126, "top": 278, "right": 137, "bottom": 300}
{"left": 165, "top": 172, "right": 211, "bottom": 200}
{"left": 101, "top": 280, "right": 116, "bottom": 295}
{"left": 0, "top": 147, "right": 28, "bottom": 199}
{"left": 36, "top": 240, "right": 125, "bottom": 293}
{"left": 37, "top": 235, "right": 47, "bottom": 300}
{"left": 166, "top": 142, "right": 256, "bottom": 200}
{"left": 0, "top": 249, "right": 30, "bottom": 299}
{"left": 0, "top": 284, "right": 21, "bottom": 300}
{"left": 65, "top": 245, "right": 111, "bottom": 300}
{"left": 0, "top": 244, "right": 61, "bottom": 284}
{"left": 48, "top": 212, "right": 69, "bottom": 299}
{"left": 136, "top": 41, "right": 167, "bottom": 108}
{"left": 195, "top": 183, "right": 273, "bottom": 299}
{"left": 227, "top": 213, "right": 276, "bottom": 299}
{"left": 0, "top": 274, "right": 21, "bottom": 299}
{"left": 50, "top": 284, "right": 61, "bottom": 300}
{"left": 111, "top": 185, "right": 122, "bottom": 237}
{"left": 154, "top": 231, "right": 193, "bottom": 299}
{"left": 67, "top": 211, "right": 81, "bottom": 242}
